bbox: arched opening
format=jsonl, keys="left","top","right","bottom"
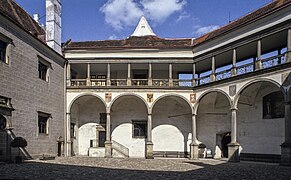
{"left": 70, "top": 95, "right": 107, "bottom": 157}
{"left": 152, "top": 95, "right": 192, "bottom": 158}
{"left": 236, "top": 80, "right": 284, "bottom": 161}
{"left": 110, "top": 95, "right": 148, "bottom": 158}
{"left": 196, "top": 91, "right": 231, "bottom": 158}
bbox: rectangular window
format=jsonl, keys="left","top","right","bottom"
{"left": 178, "top": 73, "right": 193, "bottom": 87}
{"left": 98, "top": 131, "right": 106, "bottom": 147}
{"left": 38, "top": 112, "right": 50, "bottom": 134}
{"left": 70, "top": 123, "right": 75, "bottom": 138}
{"left": 132, "top": 120, "right": 147, "bottom": 138}
{"left": 38, "top": 61, "right": 48, "bottom": 81}
{"left": 0, "top": 40, "right": 7, "bottom": 64}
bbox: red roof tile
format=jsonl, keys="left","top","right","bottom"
{"left": 0, "top": 0, "right": 45, "bottom": 41}
{"left": 194, "top": 0, "right": 291, "bottom": 46}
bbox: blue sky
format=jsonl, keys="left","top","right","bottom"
{"left": 16, "top": 0, "right": 272, "bottom": 42}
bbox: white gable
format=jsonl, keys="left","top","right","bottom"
{"left": 131, "top": 16, "right": 156, "bottom": 37}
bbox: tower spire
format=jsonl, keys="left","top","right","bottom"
{"left": 131, "top": 16, "right": 156, "bottom": 37}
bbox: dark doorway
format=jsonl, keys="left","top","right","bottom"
{"left": 57, "top": 142, "right": 62, "bottom": 156}
{"left": 221, "top": 132, "right": 231, "bottom": 158}
{"left": 98, "top": 131, "right": 106, "bottom": 147}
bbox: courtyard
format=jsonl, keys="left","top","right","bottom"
{"left": 0, "top": 157, "right": 291, "bottom": 179}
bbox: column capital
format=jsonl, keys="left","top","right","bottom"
{"left": 230, "top": 107, "right": 238, "bottom": 111}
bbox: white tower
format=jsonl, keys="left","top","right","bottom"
{"left": 131, "top": 16, "right": 156, "bottom": 37}
{"left": 46, "top": 0, "right": 62, "bottom": 54}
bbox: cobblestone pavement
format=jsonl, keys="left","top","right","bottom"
{"left": 1, "top": 157, "right": 291, "bottom": 179}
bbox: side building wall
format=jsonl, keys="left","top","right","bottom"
{"left": 0, "top": 15, "right": 65, "bottom": 158}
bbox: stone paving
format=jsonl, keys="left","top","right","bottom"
{"left": 0, "top": 157, "right": 291, "bottom": 179}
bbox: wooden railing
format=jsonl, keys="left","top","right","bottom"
{"left": 173, "top": 79, "right": 193, "bottom": 87}
{"left": 91, "top": 79, "right": 106, "bottom": 86}
{"left": 71, "top": 79, "right": 86, "bottom": 86}
{"left": 132, "top": 79, "right": 148, "bottom": 86}
{"left": 152, "top": 79, "right": 169, "bottom": 87}
{"left": 111, "top": 79, "right": 127, "bottom": 86}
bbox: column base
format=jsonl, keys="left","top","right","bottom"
{"left": 146, "top": 141, "right": 154, "bottom": 159}
{"left": 280, "top": 142, "right": 291, "bottom": 166}
{"left": 127, "top": 79, "right": 131, "bottom": 86}
{"left": 66, "top": 141, "right": 71, "bottom": 157}
{"left": 228, "top": 142, "right": 240, "bottom": 162}
{"left": 105, "top": 141, "right": 112, "bottom": 158}
{"left": 190, "top": 143, "right": 199, "bottom": 160}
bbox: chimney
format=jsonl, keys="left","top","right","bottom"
{"left": 46, "top": 0, "right": 62, "bottom": 54}
{"left": 33, "top": 14, "right": 40, "bottom": 23}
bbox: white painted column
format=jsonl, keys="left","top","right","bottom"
{"left": 169, "top": 63, "right": 173, "bottom": 86}
{"left": 192, "top": 63, "right": 196, "bottom": 86}
{"left": 280, "top": 100, "right": 291, "bottom": 165}
{"left": 66, "top": 63, "right": 71, "bottom": 86}
{"left": 66, "top": 113, "right": 71, "bottom": 156}
{"left": 232, "top": 49, "right": 237, "bottom": 76}
{"left": 127, "top": 63, "right": 131, "bottom": 86}
{"left": 146, "top": 113, "right": 153, "bottom": 159}
{"left": 86, "top": 63, "right": 91, "bottom": 86}
{"left": 107, "top": 63, "right": 111, "bottom": 86}
{"left": 190, "top": 114, "right": 199, "bottom": 159}
{"left": 148, "top": 63, "right": 152, "bottom": 86}
{"left": 256, "top": 40, "right": 262, "bottom": 70}
{"left": 211, "top": 56, "right": 216, "bottom": 82}
{"left": 231, "top": 108, "right": 237, "bottom": 143}
{"left": 105, "top": 113, "right": 112, "bottom": 158}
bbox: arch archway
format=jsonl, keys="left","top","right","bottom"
{"left": 151, "top": 95, "right": 192, "bottom": 157}
{"left": 70, "top": 95, "right": 107, "bottom": 156}
{"left": 110, "top": 94, "right": 148, "bottom": 158}
{"left": 196, "top": 90, "right": 232, "bottom": 158}
{"left": 235, "top": 79, "right": 284, "bottom": 159}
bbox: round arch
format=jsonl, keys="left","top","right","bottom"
{"left": 233, "top": 78, "right": 284, "bottom": 108}
{"left": 109, "top": 93, "right": 149, "bottom": 114}
{"left": 194, "top": 89, "right": 232, "bottom": 114}
{"left": 68, "top": 93, "right": 107, "bottom": 113}
{"left": 151, "top": 94, "right": 193, "bottom": 114}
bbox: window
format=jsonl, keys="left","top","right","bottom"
{"left": 98, "top": 131, "right": 106, "bottom": 147}
{"left": 132, "top": 120, "right": 147, "bottom": 138}
{"left": 38, "top": 61, "right": 48, "bottom": 81}
{"left": 38, "top": 112, "right": 50, "bottom": 134}
{"left": 263, "top": 91, "right": 284, "bottom": 119}
{"left": 0, "top": 40, "right": 8, "bottom": 64}
{"left": 178, "top": 73, "right": 193, "bottom": 87}
{"left": 70, "top": 123, "right": 75, "bottom": 138}
{"left": 99, "top": 113, "right": 106, "bottom": 124}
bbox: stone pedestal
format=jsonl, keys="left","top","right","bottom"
{"left": 190, "top": 143, "right": 199, "bottom": 160}
{"left": 146, "top": 141, "right": 154, "bottom": 159}
{"left": 281, "top": 142, "right": 291, "bottom": 166}
{"left": 127, "top": 79, "right": 131, "bottom": 86}
{"left": 228, "top": 142, "right": 240, "bottom": 162}
{"left": 105, "top": 141, "right": 112, "bottom": 158}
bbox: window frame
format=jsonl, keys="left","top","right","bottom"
{"left": 132, "top": 120, "right": 147, "bottom": 138}
{"left": 0, "top": 33, "right": 12, "bottom": 65}
{"left": 37, "top": 111, "right": 51, "bottom": 135}
{"left": 38, "top": 56, "right": 51, "bottom": 82}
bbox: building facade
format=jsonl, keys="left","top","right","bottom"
{"left": 0, "top": 0, "right": 65, "bottom": 161}
{"left": 63, "top": 0, "right": 291, "bottom": 165}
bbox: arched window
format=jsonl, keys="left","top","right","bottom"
{"left": 263, "top": 91, "right": 284, "bottom": 119}
{"left": 0, "top": 115, "right": 6, "bottom": 129}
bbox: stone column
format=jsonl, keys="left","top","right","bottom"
{"left": 146, "top": 113, "right": 154, "bottom": 159}
{"left": 228, "top": 108, "right": 240, "bottom": 162}
{"left": 6, "top": 129, "right": 12, "bottom": 163}
{"left": 210, "top": 56, "right": 216, "bottom": 82}
{"left": 148, "top": 63, "right": 152, "bottom": 86}
{"left": 231, "top": 49, "right": 237, "bottom": 76}
{"left": 286, "top": 28, "right": 291, "bottom": 63}
{"left": 107, "top": 63, "right": 111, "bottom": 86}
{"left": 190, "top": 114, "right": 199, "bottom": 159}
{"left": 169, "top": 63, "right": 173, "bottom": 86}
{"left": 192, "top": 63, "right": 196, "bottom": 86}
{"left": 127, "top": 63, "right": 131, "bottom": 86}
{"left": 86, "top": 63, "right": 91, "bottom": 86}
{"left": 256, "top": 40, "right": 262, "bottom": 70}
{"left": 66, "top": 113, "right": 71, "bottom": 157}
{"left": 278, "top": 49, "right": 282, "bottom": 64}
{"left": 66, "top": 63, "right": 71, "bottom": 86}
{"left": 281, "top": 101, "right": 291, "bottom": 165}
{"left": 105, "top": 113, "right": 112, "bottom": 158}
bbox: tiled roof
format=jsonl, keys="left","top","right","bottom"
{"left": 65, "top": 36, "right": 193, "bottom": 50}
{"left": 194, "top": 0, "right": 291, "bottom": 46}
{"left": 0, "top": 0, "right": 46, "bottom": 42}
